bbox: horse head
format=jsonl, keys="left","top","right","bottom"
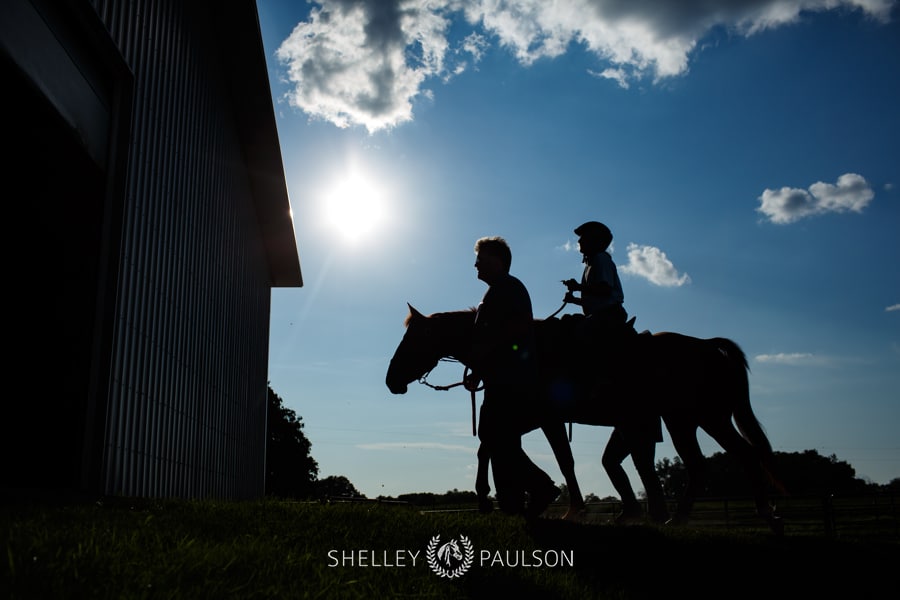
{"left": 385, "top": 304, "right": 475, "bottom": 394}
{"left": 437, "top": 540, "right": 462, "bottom": 563}
{"left": 385, "top": 304, "right": 442, "bottom": 394}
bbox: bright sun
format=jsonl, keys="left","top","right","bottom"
{"left": 321, "top": 170, "right": 387, "bottom": 244}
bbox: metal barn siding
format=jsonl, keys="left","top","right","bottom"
{"left": 87, "top": 0, "right": 301, "bottom": 499}
{"left": 1, "top": 0, "right": 297, "bottom": 501}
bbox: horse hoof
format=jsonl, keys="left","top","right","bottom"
{"left": 524, "top": 484, "right": 560, "bottom": 520}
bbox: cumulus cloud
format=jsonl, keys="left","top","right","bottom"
{"left": 757, "top": 173, "right": 875, "bottom": 224}
{"left": 619, "top": 243, "right": 691, "bottom": 287}
{"left": 276, "top": 1, "right": 460, "bottom": 132}
{"left": 276, "top": 0, "right": 895, "bottom": 132}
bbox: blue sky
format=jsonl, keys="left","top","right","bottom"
{"left": 257, "top": 0, "right": 899, "bottom": 500}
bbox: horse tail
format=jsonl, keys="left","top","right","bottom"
{"left": 714, "top": 338, "right": 787, "bottom": 495}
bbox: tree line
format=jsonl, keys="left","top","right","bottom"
{"left": 265, "top": 386, "right": 361, "bottom": 500}
{"left": 267, "top": 386, "right": 899, "bottom": 503}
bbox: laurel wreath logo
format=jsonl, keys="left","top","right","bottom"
{"left": 426, "top": 534, "right": 474, "bottom": 578}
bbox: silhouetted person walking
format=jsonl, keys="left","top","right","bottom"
{"left": 465, "top": 236, "right": 559, "bottom": 518}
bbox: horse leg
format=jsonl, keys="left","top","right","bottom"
{"left": 665, "top": 420, "right": 706, "bottom": 525}
{"left": 602, "top": 428, "right": 643, "bottom": 522}
{"left": 541, "top": 422, "right": 585, "bottom": 520}
{"left": 475, "top": 442, "right": 493, "bottom": 513}
{"left": 701, "top": 419, "right": 783, "bottom": 535}
{"left": 630, "top": 436, "right": 669, "bottom": 524}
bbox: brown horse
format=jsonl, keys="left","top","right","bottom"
{"left": 385, "top": 305, "right": 784, "bottom": 533}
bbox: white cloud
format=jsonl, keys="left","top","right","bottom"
{"left": 276, "top": 0, "right": 462, "bottom": 133}
{"left": 589, "top": 67, "right": 630, "bottom": 89}
{"left": 886, "top": 304, "right": 900, "bottom": 312}
{"left": 755, "top": 352, "right": 837, "bottom": 366}
{"left": 755, "top": 352, "right": 815, "bottom": 364}
{"left": 461, "top": 31, "right": 489, "bottom": 63}
{"left": 757, "top": 173, "right": 874, "bottom": 224}
{"left": 276, "top": 1, "right": 895, "bottom": 131}
{"left": 619, "top": 243, "right": 690, "bottom": 287}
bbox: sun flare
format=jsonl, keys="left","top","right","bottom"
{"left": 321, "top": 170, "right": 387, "bottom": 244}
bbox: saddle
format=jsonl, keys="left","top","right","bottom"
{"left": 539, "top": 313, "right": 651, "bottom": 386}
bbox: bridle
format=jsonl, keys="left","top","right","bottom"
{"left": 418, "top": 357, "right": 482, "bottom": 436}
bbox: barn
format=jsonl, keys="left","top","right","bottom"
{"left": 2, "top": 0, "right": 302, "bottom": 500}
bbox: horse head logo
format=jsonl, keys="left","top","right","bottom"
{"left": 437, "top": 540, "right": 463, "bottom": 565}
{"left": 426, "top": 535, "right": 474, "bottom": 579}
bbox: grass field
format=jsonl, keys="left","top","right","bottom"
{"left": 4, "top": 497, "right": 898, "bottom": 599}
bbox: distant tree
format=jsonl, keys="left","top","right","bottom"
{"left": 439, "top": 488, "right": 479, "bottom": 505}
{"left": 655, "top": 456, "right": 688, "bottom": 498}
{"left": 265, "top": 386, "right": 318, "bottom": 499}
{"left": 655, "top": 449, "right": 871, "bottom": 498}
{"left": 885, "top": 478, "right": 900, "bottom": 492}
{"left": 317, "top": 475, "right": 364, "bottom": 499}
{"left": 391, "top": 489, "right": 481, "bottom": 506}
{"left": 396, "top": 492, "right": 437, "bottom": 506}
{"left": 771, "top": 450, "right": 868, "bottom": 495}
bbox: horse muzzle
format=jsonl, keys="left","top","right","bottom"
{"left": 386, "top": 379, "right": 408, "bottom": 394}
{"left": 385, "top": 367, "right": 409, "bottom": 394}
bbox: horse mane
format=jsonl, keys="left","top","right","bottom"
{"left": 404, "top": 307, "right": 477, "bottom": 328}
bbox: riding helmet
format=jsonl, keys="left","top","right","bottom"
{"left": 574, "top": 221, "right": 612, "bottom": 249}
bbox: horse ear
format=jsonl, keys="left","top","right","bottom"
{"left": 407, "top": 303, "right": 425, "bottom": 320}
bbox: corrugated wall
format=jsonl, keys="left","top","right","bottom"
{"left": 91, "top": 0, "right": 271, "bottom": 499}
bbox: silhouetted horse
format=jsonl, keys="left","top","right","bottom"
{"left": 385, "top": 305, "right": 784, "bottom": 533}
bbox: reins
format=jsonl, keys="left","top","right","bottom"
{"left": 546, "top": 300, "right": 568, "bottom": 320}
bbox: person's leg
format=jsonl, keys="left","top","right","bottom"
{"left": 479, "top": 396, "right": 525, "bottom": 515}
{"left": 489, "top": 435, "right": 526, "bottom": 515}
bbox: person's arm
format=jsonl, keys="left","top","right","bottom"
{"left": 563, "top": 277, "right": 611, "bottom": 304}
{"left": 580, "top": 279, "right": 613, "bottom": 299}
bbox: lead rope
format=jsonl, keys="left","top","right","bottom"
{"left": 418, "top": 359, "right": 482, "bottom": 436}
{"left": 417, "top": 298, "right": 573, "bottom": 439}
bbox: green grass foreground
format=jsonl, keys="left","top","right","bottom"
{"left": 3, "top": 499, "right": 898, "bottom": 599}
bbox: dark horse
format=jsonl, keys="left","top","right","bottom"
{"left": 385, "top": 305, "right": 784, "bottom": 533}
